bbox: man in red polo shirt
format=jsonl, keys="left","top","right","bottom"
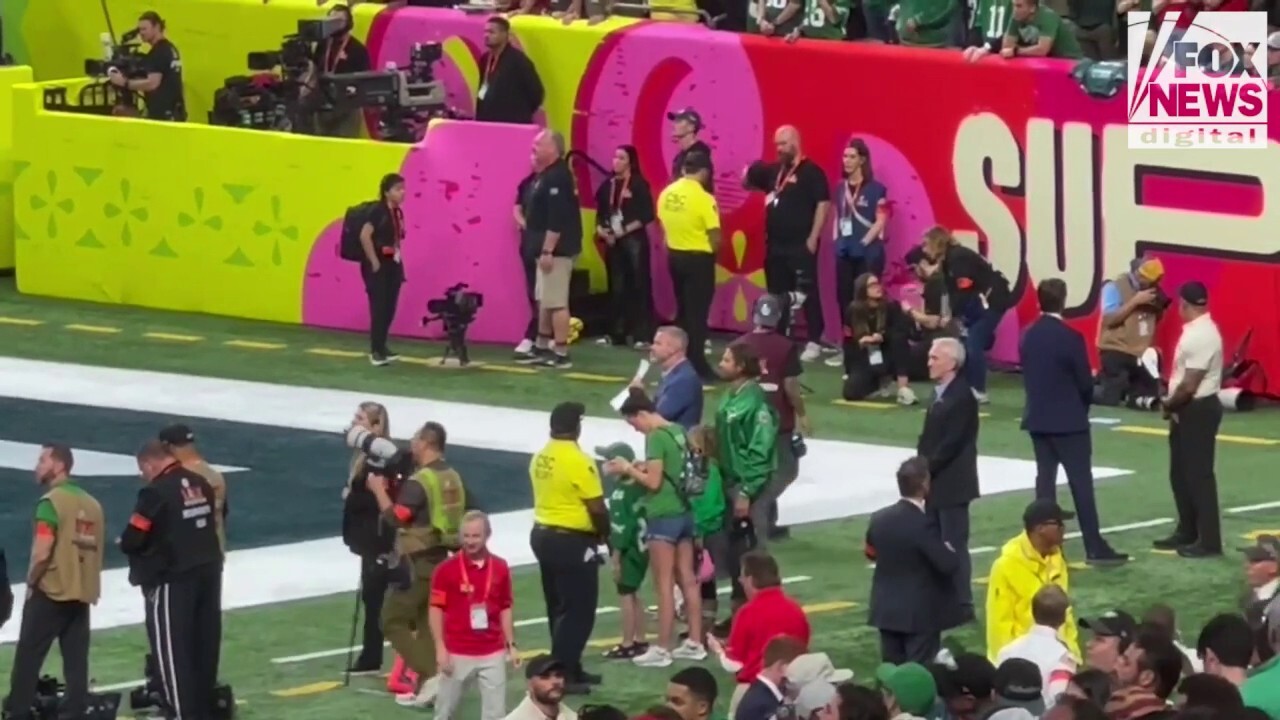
{"left": 705, "top": 551, "right": 810, "bottom": 716}
{"left": 429, "top": 511, "right": 518, "bottom": 720}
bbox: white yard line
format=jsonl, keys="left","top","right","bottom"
{"left": 969, "top": 517, "right": 1176, "bottom": 555}
{"left": 1226, "top": 500, "right": 1280, "bottom": 514}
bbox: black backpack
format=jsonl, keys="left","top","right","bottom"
{"left": 338, "top": 201, "right": 380, "bottom": 262}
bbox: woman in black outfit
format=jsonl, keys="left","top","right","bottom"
{"left": 595, "top": 145, "right": 656, "bottom": 348}
{"left": 342, "top": 401, "right": 396, "bottom": 675}
{"left": 841, "top": 273, "right": 918, "bottom": 405}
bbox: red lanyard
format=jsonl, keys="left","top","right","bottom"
{"left": 775, "top": 157, "right": 804, "bottom": 193}
{"left": 611, "top": 175, "right": 630, "bottom": 211}
{"left": 325, "top": 36, "right": 351, "bottom": 74}
{"left": 458, "top": 556, "right": 494, "bottom": 601}
{"left": 485, "top": 48, "right": 503, "bottom": 81}
{"left": 390, "top": 206, "right": 404, "bottom": 243}
{"left": 844, "top": 181, "right": 862, "bottom": 217}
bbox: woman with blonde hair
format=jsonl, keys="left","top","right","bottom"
{"left": 343, "top": 401, "right": 396, "bottom": 676}
{"left": 919, "top": 226, "right": 1011, "bottom": 403}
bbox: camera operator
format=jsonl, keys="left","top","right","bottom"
{"left": 302, "top": 4, "right": 370, "bottom": 137}
{"left": 360, "top": 174, "right": 408, "bottom": 366}
{"left": 6, "top": 445, "right": 104, "bottom": 720}
{"left": 365, "top": 421, "right": 468, "bottom": 708}
{"left": 1095, "top": 256, "right": 1167, "bottom": 411}
{"left": 123, "top": 440, "right": 223, "bottom": 719}
{"left": 342, "top": 402, "right": 397, "bottom": 676}
{"left": 108, "top": 11, "right": 186, "bottom": 121}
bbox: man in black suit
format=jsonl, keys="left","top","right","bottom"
{"left": 917, "top": 336, "right": 980, "bottom": 619}
{"left": 1020, "top": 279, "right": 1129, "bottom": 566}
{"left": 866, "top": 457, "right": 961, "bottom": 663}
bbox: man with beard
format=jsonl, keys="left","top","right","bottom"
{"left": 733, "top": 294, "right": 810, "bottom": 542}
{"left": 5, "top": 445, "right": 105, "bottom": 720}
{"left": 1106, "top": 627, "right": 1183, "bottom": 720}
{"left": 505, "top": 655, "right": 580, "bottom": 719}
{"left": 475, "top": 15, "right": 544, "bottom": 125}
{"left": 742, "top": 126, "right": 831, "bottom": 361}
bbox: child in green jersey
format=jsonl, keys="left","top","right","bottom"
{"left": 597, "top": 441, "right": 650, "bottom": 659}
{"left": 687, "top": 425, "right": 730, "bottom": 630}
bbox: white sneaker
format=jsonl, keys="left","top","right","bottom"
{"left": 972, "top": 389, "right": 990, "bottom": 404}
{"left": 824, "top": 354, "right": 843, "bottom": 368}
{"left": 633, "top": 646, "right": 674, "bottom": 668}
{"left": 395, "top": 675, "right": 438, "bottom": 707}
{"left": 514, "top": 338, "right": 533, "bottom": 354}
{"left": 1140, "top": 347, "right": 1161, "bottom": 379}
{"left": 800, "top": 342, "right": 823, "bottom": 362}
{"left": 671, "top": 640, "right": 708, "bottom": 661}
{"left": 898, "top": 386, "right": 919, "bottom": 406}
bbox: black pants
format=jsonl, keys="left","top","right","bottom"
{"left": 363, "top": 263, "right": 403, "bottom": 356}
{"left": 5, "top": 591, "right": 91, "bottom": 719}
{"left": 842, "top": 331, "right": 912, "bottom": 400}
{"left": 522, "top": 252, "right": 539, "bottom": 342}
{"left": 606, "top": 236, "right": 654, "bottom": 344}
{"left": 358, "top": 555, "right": 390, "bottom": 667}
{"left": 1169, "top": 396, "right": 1223, "bottom": 551}
{"left": 144, "top": 565, "right": 223, "bottom": 720}
{"left": 835, "top": 254, "right": 885, "bottom": 323}
{"left": 764, "top": 249, "right": 824, "bottom": 342}
{"left": 1095, "top": 349, "right": 1160, "bottom": 409}
{"left": 1031, "top": 431, "right": 1109, "bottom": 558}
{"left": 878, "top": 629, "right": 941, "bottom": 665}
{"left": 530, "top": 526, "right": 600, "bottom": 679}
{"left": 668, "top": 250, "right": 716, "bottom": 377}
{"left": 927, "top": 503, "right": 972, "bottom": 610}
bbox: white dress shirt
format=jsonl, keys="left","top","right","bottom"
{"left": 995, "top": 625, "right": 1077, "bottom": 704}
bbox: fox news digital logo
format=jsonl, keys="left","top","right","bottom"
{"left": 1126, "top": 11, "right": 1268, "bottom": 150}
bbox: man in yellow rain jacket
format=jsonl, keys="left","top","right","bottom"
{"left": 986, "top": 499, "right": 1080, "bottom": 660}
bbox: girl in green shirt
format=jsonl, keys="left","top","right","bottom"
{"left": 687, "top": 424, "right": 730, "bottom": 631}
{"left": 605, "top": 388, "right": 708, "bottom": 668}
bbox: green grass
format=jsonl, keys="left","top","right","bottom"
{"left": 0, "top": 278, "right": 1278, "bottom": 718}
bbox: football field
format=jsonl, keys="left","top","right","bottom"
{"left": 1, "top": 280, "right": 1279, "bottom": 718}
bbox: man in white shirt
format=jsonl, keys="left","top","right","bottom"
{"left": 996, "top": 585, "right": 1076, "bottom": 704}
{"left": 503, "top": 655, "right": 579, "bottom": 720}
{"left": 1152, "top": 281, "right": 1224, "bottom": 560}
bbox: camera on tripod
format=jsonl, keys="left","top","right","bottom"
{"left": 422, "top": 283, "right": 484, "bottom": 366}
{"left": 247, "top": 16, "right": 345, "bottom": 77}
{"left": 321, "top": 41, "right": 454, "bottom": 143}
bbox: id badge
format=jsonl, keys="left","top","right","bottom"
{"left": 765, "top": 192, "right": 777, "bottom": 207}
{"left": 1138, "top": 318, "right": 1151, "bottom": 337}
{"left": 868, "top": 345, "right": 884, "bottom": 366}
{"left": 393, "top": 249, "right": 402, "bottom": 264}
{"left": 469, "top": 604, "right": 489, "bottom": 631}
{"left": 839, "top": 217, "right": 854, "bottom": 237}
{"left": 478, "top": 83, "right": 488, "bottom": 100}
{"left": 610, "top": 212, "right": 625, "bottom": 236}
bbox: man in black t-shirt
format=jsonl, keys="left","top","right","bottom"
{"left": 669, "top": 108, "right": 715, "bottom": 194}
{"left": 743, "top": 125, "right": 830, "bottom": 360}
{"left": 305, "top": 4, "right": 371, "bottom": 137}
{"left": 109, "top": 11, "right": 186, "bottom": 121}
{"left": 359, "top": 174, "right": 408, "bottom": 365}
{"left": 512, "top": 169, "right": 542, "bottom": 356}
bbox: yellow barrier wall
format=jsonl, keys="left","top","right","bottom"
{"left": 13, "top": 0, "right": 377, "bottom": 126}
{"left": 0, "top": 65, "right": 34, "bottom": 271}
{"left": 10, "top": 82, "right": 408, "bottom": 321}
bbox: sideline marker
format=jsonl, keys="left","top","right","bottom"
{"left": 65, "top": 324, "right": 121, "bottom": 334}
{"left": 0, "top": 317, "right": 42, "bottom": 326}
{"left": 224, "top": 340, "right": 286, "bottom": 350}
{"left": 143, "top": 332, "right": 203, "bottom": 343}
{"left": 564, "top": 372, "right": 628, "bottom": 383}
{"left": 1115, "top": 425, "right": 1276, "bottom": 446}
{"left": 305, "top": 348, "right": 365, "bottom": 359}
{"left": 478, "top": 364, "right": 538, "bottom": 375}
{"left": 270, "top": 681, "right": 343, "bottom": 698}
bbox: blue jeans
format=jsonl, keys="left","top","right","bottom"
{"left": 963, "top": 305, "right": 1005, "bottom": 393}
{"left": 645, "top": 514, "right": 695, "bottom": 545}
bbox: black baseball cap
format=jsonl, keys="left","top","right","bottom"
{"left": 1179, "top": 281, "right": 1209, "bottom": 307}
{"left": 549, "top": 401, "right": 585, "bottom": 436}
{"left": 525, "top": 653, "right": 566, "bottom": 679}
{"left": 1022, "top": 499, "right": 1074, "bottom": 531}
{"left": 1240, "top": 534, "right": 1280, "bottom": 563}
{"left": 1079, "top": 609, "right": 1138, "bottom": 645}
{"left": 667, "top": 108, "right": 703, "bottom": 130}
{"left": 935, "top": 653, "right": 995, "bottom": 699}
{"left": 158, "top": 424, "right": 195, "bottom": 446}
{"left": 993, "top": 658, "right": 1045, "bottom": 712}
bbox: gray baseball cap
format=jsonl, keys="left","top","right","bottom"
{"left": 752, "top": 294, "right": 784, "bottom": 328}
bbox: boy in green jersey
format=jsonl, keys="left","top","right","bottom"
{"left": 687, "top": 425, "right": 730, "bottom": 628}
{"left": 801, "top": 0, "right": 851, "bottom": 39}
{"left": 597, "top": 441, "right": 650, "bottom": 659}
{"left": 1001, "top": 0, "right": 1083, "bottom": 58}
{"left": 971, "top": 0, "right": 1013, "bottom": 51}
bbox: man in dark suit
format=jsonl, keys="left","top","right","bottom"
{"left": 866, "top": 457, "right": 961, "bottom": 663}
{"left": 1020, "top": 279, "right": 1129, "bottom": 566}
{"left": 917, "top": 336, "right": 980, "bottom": 619}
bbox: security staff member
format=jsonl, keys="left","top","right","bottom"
{"left": 360, "top": 173, "right": 408, "bottom": 366}
{"left": 159, "top": 424, "right": 227, "bottom": 554}
{"left": 304, "top": 4, "right": 371, "bottom": 137}
{"left": 658, "top": 151, "right": 720, "bottom": 381}
{"left": 366, "top": 421, "right": 467, "bottom": 708}
{"left": 476, "top": 16, "right": 544, "bottom": 125}
{"left": 529, "top": 402, "right": 609, "bottom": 694}
{"left": 6, "top": 445, "right": 105, "bottom": 720}
{"left": 124, "top": 441, "right": 223, "bottom": 720}
{"left": 108, "top": 11, "right": 186, "bottom": 121}
{"left": 1154, "top": 281, "right": 1224, "bottom": 560}
{"left": 669, "top": 108, "right": 715, "bottom": 193}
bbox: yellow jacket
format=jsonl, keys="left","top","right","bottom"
{"left": 985, "top": 533, "right": 1079, "bottom": 661}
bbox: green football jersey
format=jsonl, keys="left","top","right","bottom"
{"left": 973, "top": 0, "right": 1012, "bottom": 47}
{"left": 608, "top": 480, "right": 647, "bottom": 556}
{"left": 801, "top": 0, "right": 851, "bottom": 39}
{"left": 747, "top": 0, "right": 804, "bottom": 35}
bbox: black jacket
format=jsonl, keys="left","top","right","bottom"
{"left": 866, "top": 499, "right": 960, "bottom": 633}
{"left": 120, "top": 464, "right": 223, "bottom": 587}
{"left": 343, "top": 466, "right": 395, "bottom": 558}
{"left": 672, "top": 139, "right": 715, "bottom": 193}
{"left": 475, "top": 46, "right": 544, "bottom": 125}
{"left": 917, "top": 377, "right": 981, "bottom": 507}
{"left": 940, "top": 244, "right": 1011, "bottom": 320}
{"left": 1020, "top": 315, "right": 1093, "bottom": 435}
{"left": 593, "top": 173, "right": 655, "bottom": 242}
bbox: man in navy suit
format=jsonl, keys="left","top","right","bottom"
{"left": 866, "top": 457, "right": 961, "bottom": 663}
{"left": 1020, "top": 279, "right": 1129, "bottom": 566}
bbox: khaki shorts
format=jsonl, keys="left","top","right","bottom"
{"left": 535, "top": 256, "right": 575, "bottom": 311}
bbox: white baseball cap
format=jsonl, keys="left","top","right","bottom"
{"left": 1268, "top": 31, "right": 1280, "bottom": 50}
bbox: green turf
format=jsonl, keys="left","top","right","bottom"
{"left": 1, "top": 278, "right": 1278, "bottom": 718}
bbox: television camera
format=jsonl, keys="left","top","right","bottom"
{"left": 1, "top": 674, "right": 123, "bottom": 720}
{"left": 129, "top": 654, "right": 235, "bottom": 719}
{"left": 344, "top": 426, "right": 415, "bottom": 488}
{"left": 319, "top": 41, "right": 454, "bottom": 143}
{"left": 79, "top": 29, "right": 148, "bottom": 116}
{"left": 422, "top": 283, "right": 484, "bottom": 366}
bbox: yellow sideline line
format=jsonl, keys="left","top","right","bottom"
{"left": 143, "top": 332, "right": 203, "bottom": 342}
{"left": 1113, "top": 425, "right": 1278, "bottom": 446}
{"left": 305, "top": 348, "right": 366, "bottom": 359}
{"left": 0, "top": 316, "right": 43, "bottom": 326}
{"left": 480, "top": 364, "right": 538, "bottom": 375}
{"left": 565, "top": 372, "right": 628, "bottom": 383}
{"left": 64, "top": 324, "right": 121, "bottom": 334}
{"left": 224, "top": 339, "right": 286, "bottom": 350}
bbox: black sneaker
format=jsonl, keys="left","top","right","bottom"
{"left": 1085, "top": 550, "right": 1130, "bottom": 567}
{"left": 1176, "top": 544, "right": 1222, "bottom": 559}
{"left": 383, "top": 350, "right": 401, "bottom": 363}
{"left": 539, "top": 353, "right": 573, "bottom": 369}
{"left": 369, "top": 353, "right": 390, "bottom": 367}
{"left": 1152, "top": 535, "right": 1194, "bottom": 551}
{"left": 515, "top": 348, "right": 552, "bottom": 364}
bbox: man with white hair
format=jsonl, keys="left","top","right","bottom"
{"left": 915, "top": 337, "right": 981, "bottom": 622}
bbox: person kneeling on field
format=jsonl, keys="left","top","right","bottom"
{"left": 598, "top": 441, "right": 651, "bottom": 660}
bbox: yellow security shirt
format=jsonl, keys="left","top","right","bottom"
{"left": 658, "top": 177, "right": 719, "bottom": 253}
{"left": 530, "top": 439, "right": 603, "bottom": 533}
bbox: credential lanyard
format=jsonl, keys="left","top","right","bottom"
{"left": 611, "top": 175, "right": 630, "bottom": 213}
{"left": 458, "top": 556, "right": 494, "bottom": 601}
{"left": 485, "top": 48, "right": 504, "bottom": 82}
{"left": 774, "top": 157, "right": 804, "bottom": 194}
{"left": 325, "top": 36, "right": 351, "bottom": 74}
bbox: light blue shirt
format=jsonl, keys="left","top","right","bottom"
{"left": 1100, "top": 274, "right": 1138, "bottom": 315}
